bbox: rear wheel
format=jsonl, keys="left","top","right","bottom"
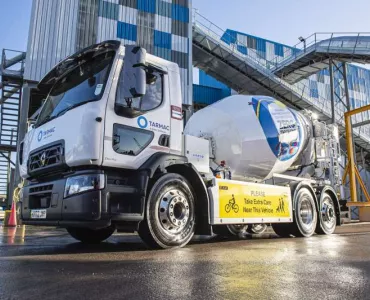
{"left": 291, "top": 187, "right": 318, "bottom": 237}
{"left": 67, "top": 226, "right": 115, "bottom": 244}
{"left": 316, "top": 192, "right": 337, "bottom": 235}
{"left": 138, "top": 173, "right": 196, "bottom": 249}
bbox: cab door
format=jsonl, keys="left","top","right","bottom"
{"left": 102, "top": 50, "right": 171, "bottom": 170}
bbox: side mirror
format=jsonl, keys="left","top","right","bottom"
{"left": 28, "top": 119, "right": 36, "bottom": 129}
{"left": 122, "top": 45, "right": 147, "bottom": 98}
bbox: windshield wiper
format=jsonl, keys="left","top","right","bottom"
{"left": 35, "top": 115, "right": 53, "bottom": 128}
{"left": 36, "top": 100, "right": 94, "bottom": 128}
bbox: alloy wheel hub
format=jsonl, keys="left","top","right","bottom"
{"left": 322, "top": 202, "right": 335, "bottom": 222}
{"left": 159, "top": 189, "right": 190, "bottom": 232}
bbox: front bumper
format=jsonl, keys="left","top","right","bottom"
{"left": 21, "top": 170, "right": 147, "bottom": 229}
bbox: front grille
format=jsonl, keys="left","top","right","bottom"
{"left": 29, "top": 185, "right": 53, "bottom": 193}
{"left": 28, "top": 144, "right": 64, "bottom": 173}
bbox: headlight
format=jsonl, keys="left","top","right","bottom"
{"left": 64, "top": 174, "right": 105, "bottom": 198}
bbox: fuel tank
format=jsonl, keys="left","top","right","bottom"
{"left": 184, "top": 95, "right": 312, "bottom": 181}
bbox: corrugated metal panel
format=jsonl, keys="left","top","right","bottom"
{"left": 193, "top": 84, "right": 225, "bottom": 105}
{"left": 199, "top": 69, "right": 229, "bottom": 90}
{"left": 98, "top": 0, "right": 193, "bottom": 104}
{"left": 25, "top": 0, "right": 193, "bottom": 105}
{"left": 25, "top": 0, "right": 80, "bottom": 82}
{"left": 76, "top": 0, "right": 99, "bottom": 50}
{"left": 180, "top": 67, "right": 190, "bottom": 105}
{"left": 283, "top": 46, "right": 292, "bottom": 58}
{"left": 265, "top": 41, "right": 275, "bottom": 61}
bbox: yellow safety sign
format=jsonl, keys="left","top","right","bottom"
{"left": 218, "top": 181, "right": 291, "bottom": 219}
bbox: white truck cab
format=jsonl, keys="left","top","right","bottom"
{"left": 19, "top": 41, "right": 341, "bottom": 249}
{"left": 20, "top": 41, "right": 210, "bottom": 248}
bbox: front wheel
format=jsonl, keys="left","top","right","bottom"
{"left": 67, "top": 226, "right": 115, "bottom": 244}
{"left": 138, "top": 173, "right": 196, "bottom": 249}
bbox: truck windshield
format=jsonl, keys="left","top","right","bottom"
{"left": 36, "top": 51, "right": 115, "bottom": 127}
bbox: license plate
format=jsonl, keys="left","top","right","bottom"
{"left": 31, "top": 209, "right": 47, "bottom": 219}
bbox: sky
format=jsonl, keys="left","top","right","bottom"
{"left": 0, "top": 0, "right": 370, "bottom": 54}
{"left": 0, "top": 0, "right": 32, "bottom": 53}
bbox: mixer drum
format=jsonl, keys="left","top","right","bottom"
{"left": 184, "top": 95, "right": 311, "bottom": 181}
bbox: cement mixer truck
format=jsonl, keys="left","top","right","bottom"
{"left": 19, "top": 42, "right": 341, "bottom": 249}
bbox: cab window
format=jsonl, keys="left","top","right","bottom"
{"left": 116, "top": 67, "right": 163, "bottom": 112}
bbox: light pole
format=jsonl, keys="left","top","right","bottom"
{"left": 298, "top": 36, "right": 306, "bottom": 52}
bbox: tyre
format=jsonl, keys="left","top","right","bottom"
{"left": 225, "top": 204, "right": 231, "bottom": 213}
{"left": 138, "top": 173, "right": 196, "bottom": 249}
{"left": 272, "top": 223, "right": 293, "bottom": 237}
{"left": 291, "top": 187, "right": 318, "bottom": 237}
{"left": 316, "top": 192, "right": 337, "bottom": 235}
{"left": 67, "top": 226, "right": 115, "bottom": 244}
{"left": 247, "top": 224, "right": 267, "bottom": 234}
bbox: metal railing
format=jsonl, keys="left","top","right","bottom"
{"left": 271, "top": 32, "right": 370, "bottom": 68}
{"left": 0, "top": 49, "right": 26, "bottom": 76}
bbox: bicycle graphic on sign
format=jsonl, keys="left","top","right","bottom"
{"left": 225, "top": 194, "right": 239, "bottom": 213}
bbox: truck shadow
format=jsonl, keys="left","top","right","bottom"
{"left": 1, "top": 230, "right": 281, "bottom": 258}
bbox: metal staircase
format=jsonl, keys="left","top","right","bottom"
{"left": 0, "top": 49, "right": 26, "bottom": 201}
{"left": 0, "top": 152, "right": 11, "bottom": 198}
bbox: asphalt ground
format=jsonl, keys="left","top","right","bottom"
{"left": 1, "top": 223, "right": 370, "bottom": 300}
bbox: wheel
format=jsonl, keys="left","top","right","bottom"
{"left": 227, "top": 224, "right": 248, "bottom": 236}
{"left": 225, "top": 204, "right": 231, "bottom": 213}
{"left": 272, "top": 223, "right": 293, "bottom": 237}
{"left": 291, "top": 187, "right": 318, "bottom": 237}
{"left": 138, "top": 173, "right": 196, "bottom": 249}
{"left": 67, "top": 226, "right": 115, "bottom": 244}
{"left": 316, "top": 192, "right": 337, "bottom": 235}
{"left": 247, "top": 224, "right": 267, "bottom": 234}
{"left": 233, "top": 204, "right": 239, "bottom": 213}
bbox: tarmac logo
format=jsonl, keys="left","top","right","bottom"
{"left": 37, "top": 127, "right": 56, "bottom": 142}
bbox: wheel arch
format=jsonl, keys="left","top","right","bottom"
{"left": 290, "top": 181, "right": 318, "bottom": 211}
{"left": 139, "top": 152, "right": 188, "bottom": 178}
{"left": 165, "top": 163, "right": 212, "bottom": 235}
{"left": 316, "top": 185, "right": 341, "bottom": 226}
{"left": 139, "top": 152, "right": 212, "bottom": 236}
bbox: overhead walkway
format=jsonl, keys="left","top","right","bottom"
{"left": 192, "top": 12, "right": 370, "bottom": 154}
{"left": 271, "top": 33, "right": 370, "bottom": 83}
